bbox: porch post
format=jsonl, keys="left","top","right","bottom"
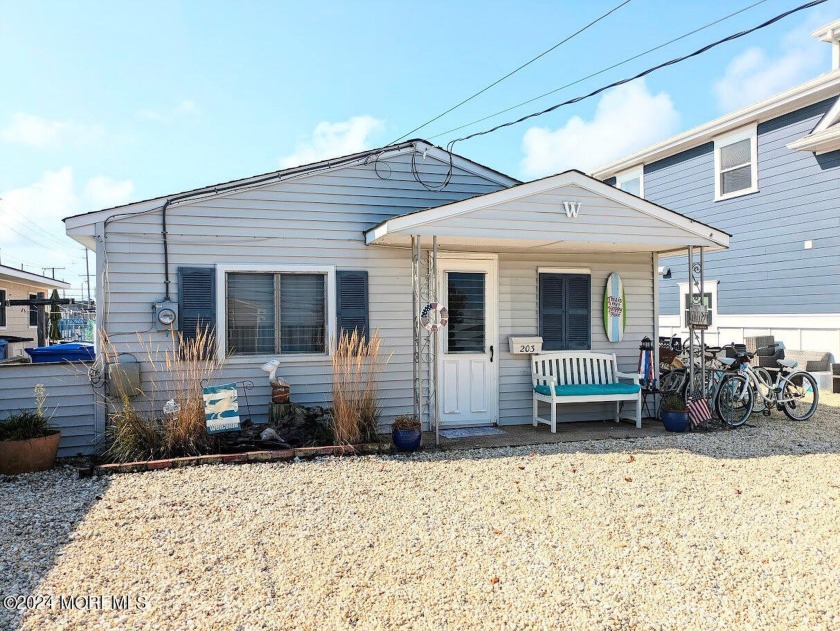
{"left": 412, "top": 235, "right": 420, "bottom": 420}
{"left": 686, "top": 245, "right": 706, "bottom": 400}
{"left": 432, "top": 236, "right": 439, "bottom": 448}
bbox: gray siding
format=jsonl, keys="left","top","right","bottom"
{"left": 644, "top": 98, "right": 840, "bottom": 315}
{"left": 100, "top": 151, "right": 510, "bottom": 424}
{"left": 498, "top": 253, "right": 654, "bottom": 424}
{"left": 0, "top": 363, "right": 98, "bottom": 456}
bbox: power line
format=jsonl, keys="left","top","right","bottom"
{"left": 446, "top": 0, "right": 827, "bottom": 151}
{"left": 389, "top": 0, "right": 633, "bottom": 145}
{"left": 429, "top": 0, "right": 771, "bottom": 141}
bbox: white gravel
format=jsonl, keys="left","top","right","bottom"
{"left": 3, "top": 398, "right": 840, "bottom": 630}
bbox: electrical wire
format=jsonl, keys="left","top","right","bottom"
{"left": 388, "top": 0, "right": 633, "bottom": 145}
{"left": 446, "top": 0, "right": 827, "bottom": 152}
{"left": 428, "top": 0, "right": 771, "bottom": 141}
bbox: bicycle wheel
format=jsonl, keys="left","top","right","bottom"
{"left": 781, "top": 371, "right": 819, "bottom": 421}
{"left": 659, "top": 369, "right": 687, "bottom": 396}
{"left": 715, "top": 373, "right": 754, "bottom": 427}
{"left": 751, "top": 367, "right": 773, "bottom": 414}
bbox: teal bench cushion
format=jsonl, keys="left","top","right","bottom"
{"left": 534, "top": 383, "right": 641, "bottom": 397}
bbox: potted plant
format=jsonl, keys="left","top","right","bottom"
{"left": 391, "top": 415, "right": 422, "bottom": 452}
{"left": 660, "top": 394, "right": 690, "bottom": 432}
{"left": 0, "top": 384, "right": 61, "bottom": 475}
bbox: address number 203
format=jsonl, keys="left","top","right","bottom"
{"left": 518, "top": 344, "right": 536, "bottom": 353}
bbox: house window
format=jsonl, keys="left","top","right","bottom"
{"left": 538, "top": 271, "right": 591, "bottom": 351}
{"left": 616, "top": 166, "right": 643, "bottom": 197}
{"left": 225, "top": 271, "right": 328, "bottom": 356}
{"left": 29, "top": 292, "right": 43, "bottom": 328}
{"left": 0, "top": 289, "right": 6, "bottom": 328}
{"left": 683, "top": 293, "right": 713, "bottom": 328}
{"left": 714, "top": 125, "right": 758, "bottom": 200}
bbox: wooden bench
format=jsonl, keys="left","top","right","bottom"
{"left": 532, "top": 351, "right": 642, "bottom": 432}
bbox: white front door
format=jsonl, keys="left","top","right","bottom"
{"left": 437, "top": 257, "right": 498, "bottom": 427}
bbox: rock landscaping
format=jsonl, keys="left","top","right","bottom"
{"left": 2, "top": 397, "right": 840, "bottom": 630}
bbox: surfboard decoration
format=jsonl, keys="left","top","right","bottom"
{"left": 603, "top": 273, "right": 627, "bottom": 343}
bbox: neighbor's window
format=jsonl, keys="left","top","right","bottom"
{"left": 29, "top": 292, "right": 43, "bottom": 327}
{"left": 714, "top": 125, "right": 757, "bottom": 199}
{"left": 226, "top": 272, "right": 326, "bottom": 355}
{"left": 0, "top": 289, "right": 6, "bottom": 327}
{"left": 615, "top": 166, "right": 643, "bottom": 198}
{"left": 683, "top": 293, "right": 713, "bottom": 328}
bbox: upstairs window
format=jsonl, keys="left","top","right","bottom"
{"left": 714, "top": 125, "right": 758, "bottom": 200}
{"left": 615, "top": 166, "right": 643, "bottom": 197}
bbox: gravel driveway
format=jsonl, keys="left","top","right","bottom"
{"left": 3, "top": 398, "right": 840, "bottom": 630}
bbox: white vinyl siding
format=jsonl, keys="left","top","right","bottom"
{"left": 714, "top": 124, "right": 758, "bottom": 200}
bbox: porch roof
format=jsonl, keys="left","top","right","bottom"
{"left": 365, "top": 170, "right": 730, "bottom": 255}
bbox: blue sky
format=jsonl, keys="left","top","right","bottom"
{"left": 1, "top": 0, "right": 838, "bottom": 298}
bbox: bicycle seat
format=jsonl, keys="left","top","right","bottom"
{"left": 719, "top": 357, "right": 736, "bottom": 367}
{"left": 777, "top": 359, "right": 798, "bottom": 369}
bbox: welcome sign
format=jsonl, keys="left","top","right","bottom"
{"left": 202, "top": 383, "right": 242, "bottom": 433}
{"left": 603, "top": 273, "right": 626, "bottom": 343}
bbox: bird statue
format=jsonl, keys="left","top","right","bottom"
{"left": 260, "top": 359, "right": 282, "bottom": 386}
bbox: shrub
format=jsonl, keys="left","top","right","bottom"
{"left": 392, "top": 415, "right": 421, "bottom": 431}
{"left": 0, "top": 385, "right": 56, "bottom": 441}
{"left": 661, "top": 394, "right": 688, "bottom": 413}
{"left": 331, "top": 330, "right": 389, "bottom": 444}
{"left": 101, "top": 326, "right": 222, "bottom": 462}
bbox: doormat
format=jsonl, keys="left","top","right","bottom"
{"left": 439, "top": 427, "right": 507, "bottom": 439}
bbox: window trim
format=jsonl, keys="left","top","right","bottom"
{"left": 29, "top": 292, "right": 40, "bottom": 329}
{"left": 0, "top": 287, "right": 7, "bottom": 329}
{"left": 713, "top": 124, "right": 758, "bottom": 201}
{"left": 615, "top": 165, "right": 644, "bottom": 198}
{"left": 216, "top": 264, "right": 336, "bottom": 361}
{"left": 677, "top": 280, "right": 719, "bottom": 331}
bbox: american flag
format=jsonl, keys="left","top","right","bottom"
{"left": 686, "top": 397, "right": 712, "bottom": 428}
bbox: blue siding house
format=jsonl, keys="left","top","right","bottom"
{"left": 594, "top": 19, "right": 840, "bottom": 361}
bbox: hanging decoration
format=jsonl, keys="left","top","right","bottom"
{"left": 420, "top": 302, "right": 448, "bottom": 332}
{"left": 603, "top": 272, "right": 626, "bottom": 343}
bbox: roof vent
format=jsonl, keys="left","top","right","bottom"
{"left": 813, "top": 19, "right": 840, "bottom": 70}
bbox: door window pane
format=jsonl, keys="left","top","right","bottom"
{"left": 280, "top": 274, "right": 325, "bottom": 354}
{"left": 227, "top": 273, "right": 275, "bottom": 355}
{"left": 446, "top": 272, "right": 485, "bottom": 353}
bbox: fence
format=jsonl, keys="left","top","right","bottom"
{"left": 58, "top": 317, "right": 96, "bottom": 342}
{"left": 0, "top": 362, "right": 100, "bottom": 456}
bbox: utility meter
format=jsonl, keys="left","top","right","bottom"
{"left": 153, "top": 301, "right": 178, "bottom": 330}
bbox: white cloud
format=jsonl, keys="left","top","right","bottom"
{"left": 713, "top": 20, "right": 829, "bottom": 112}
{"left": 137, "top": 99, "right": 200, "bottom": 122}
{"left": 520, "top": 80, "right": 680, "bottom": 178}
{"left": 0, "top": 169, "right": 134, "bottom": 293}
{"left": 0, "top": 113, "right": 103, "bottom": 149}
{"left": 279, "top": 116, "right": 384, "bottom": 168}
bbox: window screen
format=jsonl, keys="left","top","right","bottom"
{"left": 280, "top": 274, "right": 325, "bottom": 354}
{"left": 446, "top": 272, "right": 485, "bottom": 353}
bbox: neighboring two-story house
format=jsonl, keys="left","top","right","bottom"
{"left": 594, "top": 19, "right": 840, "bottom": 361}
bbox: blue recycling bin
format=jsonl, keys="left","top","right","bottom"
{"left": 0, "top": 340, "right": 7, "bottom": 361}
{"left": 25, "top": 342, "right": 95, "bottom": 363}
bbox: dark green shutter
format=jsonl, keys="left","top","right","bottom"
{"left": 539, "top": 273, "right": 590, "bottom": 350}
{"left": 178, "top": 267, "right": 216, "bottom": 342}
{"left": 336, "top": 270, "right": 369, "bottom": 341}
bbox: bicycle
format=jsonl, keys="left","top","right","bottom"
{"left": 714, "top": 349, "right": 819, "bottom": 427}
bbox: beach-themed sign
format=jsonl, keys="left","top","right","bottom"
{"left": 603, "top": 273, "right": 626, "bottom": 343}
{"left": 203, "top": 383, "right": 241, "bottom": 433}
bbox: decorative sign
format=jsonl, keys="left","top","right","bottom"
{"left": 603, "top": 273, "right": 626, "bottom": 343}
{"left": 688, "top": 303, "right": 709, "bottom": 330}
{"left": 562, "top": 201, "right": 581, "bottom": 218}
{"left": 202, "top": 383, "right": 241, "bottom": 433}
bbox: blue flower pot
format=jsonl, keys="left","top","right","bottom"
{"left": 392, "top": 428, "right": 422, "bottom": 452}
{"left": 661, "top": 410, "right": 690, "bottom": 432}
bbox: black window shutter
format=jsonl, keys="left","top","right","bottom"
{"left": 336, "top": 270, "right": 369, "bottom": 341}
{"left": 178, "top": 267, "right": 216, "bottom": 342}
{"left": 565, "top": 274, "right": 591, "bottom": 350}
{"left": 539, "top": 274, "right": 565, "bottom": 351}
{"left": 539, "top": 273, "right": 591, "bottom": 350}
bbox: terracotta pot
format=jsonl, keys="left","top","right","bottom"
{"left": 0, "top": 431, "right": 61, "bottom": 475}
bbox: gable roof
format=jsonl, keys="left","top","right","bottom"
{"left": 0, "top": 264, "right": 71, "bottom": 289}
{"left": 63, "top": 139, "right": 519, "bottom": 232}
{"left": 786, "top": 94, "right": 840, "bottom": 154}
{"left": 593, "top": 69, "right": 840, "bottom": 179}
{"left": 366, "top": 169, "right": 729, "bottom": 255}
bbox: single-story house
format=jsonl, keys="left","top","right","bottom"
{"left": 63, "top": 140, "right": 728, "bottom": 433}
{"left": 0, "top": 265, "right": 71, "bottom": 358}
